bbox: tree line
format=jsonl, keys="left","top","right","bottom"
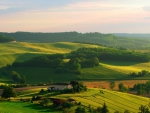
{"left": 11, "top": 54, "right": 99, "bottom": 75}
{"left": 69, "top": 47, "right": 150, "bottom": 62}
{"left": 133, "top": 81, "right": 150, "bottom": 95}
{"left": 129, "top": 70, "right": 150, "bottom": 77}
{"left": 0, "top": 34, "right": 15, "bottom": 43}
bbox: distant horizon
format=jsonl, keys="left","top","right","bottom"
{"left": 1, "top": 31, "right": 150, "bottom": 34}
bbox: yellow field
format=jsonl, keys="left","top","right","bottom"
{"left": 100, "top": 61, "right": 150, "bottom": 74}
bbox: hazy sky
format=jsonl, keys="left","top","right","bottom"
{"left": 0, "top": 0, "right": 150, "bottom": 33}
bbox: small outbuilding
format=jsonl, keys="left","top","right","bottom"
{"left": 47, "top": 83, "right": 72, "bottom": 91}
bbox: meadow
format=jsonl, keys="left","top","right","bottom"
{"left": 0, "top": 101, "right": 57, "bottom": 113}
{"left": 0, "top": 42, "right": 100, "bottom": 67}
{"left": 1, "top": 42, "right": 150, "bottom": 84}
{"left": 7, "top": 60, "right": 150, "bottom": 84}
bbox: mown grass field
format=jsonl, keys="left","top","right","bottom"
{"left": 1, "top": 88, "right": 149, "bottom": 113}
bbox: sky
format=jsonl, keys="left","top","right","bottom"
{"left": 0, "top": 0, "right": 150, "bottom": 33}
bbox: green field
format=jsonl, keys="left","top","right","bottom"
{"left": 100, "top": 61, "right": 150, "bottom": 73}
{"left": 0, "top": 42, "right": 100, "bottom": 67}
{"left": 1, "top": 88, "right": 149, "bottom": 113}
{"left": 0, "top": 101, "right": 58, "bottom": 113}
{"left": 1, "top": 42, "right": 150, "bottom": 84}
{"left": 7, "top": 60, "right": 150, "bottom": 84}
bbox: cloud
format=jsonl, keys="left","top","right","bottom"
{"left": 143, "top": 6, "right": 150, "bottom": 11}
{"left": 1, "top": 0, "right": 150, "bottom": 33}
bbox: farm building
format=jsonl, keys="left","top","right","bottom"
{"left": 48, "top": 83, "right": 73, "bottom": 91}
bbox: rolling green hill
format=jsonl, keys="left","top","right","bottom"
{"left": 8, "top": 61, "right": 150, "bottom": 84}
{"left": 0, "top": 42, "right": 100, "bottom": 67}
{"left": 1, "top": 42, "right": 150, "bottom": 84}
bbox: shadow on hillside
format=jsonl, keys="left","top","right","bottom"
{"left": 100, "top": 60, "right": 140, "bottom": 66}
{"left": 24, "top": 104, "right": 56, "bottom": 112}
{"left": 14, "top": 53, "right": 44, "bottom": 62}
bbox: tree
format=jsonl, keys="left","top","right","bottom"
{"left": 136, "top": 83, "right": 146, "bottom": 95}
{"left": 91, "top": 57, "right": 99, "bottom": 66}
{"left": 109, "top": 81, "right": 116, "bottom": 90}
{"left": 1, "top": 86, "right": 16, "bottom": 99}
{"left": 70, "top": 81, "right": 87, "bottom": 93}
{"left": 20, "top": 76, "right": 26, "bottom": 84}
{"left": 139, "top": 105, "right": 150, "bottom": 113}
{"left": 145, "top": 81, "right": 150, "bottom": 94}
{"left": 11, "top": 71, "right": 21, "bottom": 83}
{"left": 118, "top": 83, "right": 128, "bottom": 92}
{"left": 49, "top": 78, "right": 53, "bottom": 85}
{"left": 40, "top": 98, "right": 50, "bottom": 106}
{"left": 75, "top": 106, "right": 86, "bottom": 113}
{"left": 69, "top": 58, "right": 82, "bottom": 74}
{"left": 101, "top": 103, "right": 109, "bottom": 113}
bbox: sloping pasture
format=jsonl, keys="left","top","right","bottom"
{"left": 0, "top": 42, "right": 100, "bottom": 67}
{"left": 100, "top": 61, "right": 150, "bottom": 75}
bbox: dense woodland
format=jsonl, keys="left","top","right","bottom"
{"left": 1, "top": 32, "right": 150, "bottom": 49}
{"left": 0, "top": 34, "right": 15, "bottom": 43}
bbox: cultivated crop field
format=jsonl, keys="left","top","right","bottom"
{"left": 1, "top": 88, "right": 148, "bottom": 113}
{"left": 55, "top": 88, "right": 150, "bottom": 112}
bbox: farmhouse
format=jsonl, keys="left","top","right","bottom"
{"left": 48, "top": 83, "right": 72, "bottom": 91}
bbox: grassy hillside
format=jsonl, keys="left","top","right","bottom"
{"left": 100, "top": 61, "right": 150, "bottom": 74}
{"left": 2, "top": 32, "right": 150, "bottom": 49}
{"left": 0, "top": 42, "right": 100, "bottom": 67}
{"left": 7, "top": 61, "right": 150, "bottom": 84}
{"left": 1, "top": 88, "right": 148, "bottom": 113}
{"left": 1, "top": 42, "right": 150, "bottom": 84}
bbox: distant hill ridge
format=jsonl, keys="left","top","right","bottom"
{"left": 0, "top": 32, "right": 113, "bottom": 43}
{"left": 114, "top": 33, "right": 150, "bottom": 38}
{"left": 1, "top": 32, "right": 150, "bottom": 49}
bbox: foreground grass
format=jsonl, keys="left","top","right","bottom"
{"left": 8, "top": 88, "right": 150, "bottom": 113}
{"left": 0, "top": 101, "right": 58, "bottom": 113}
